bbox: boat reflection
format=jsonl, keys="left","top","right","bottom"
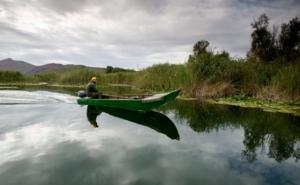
{"left": 86, "top": 105, "right": 180, "bottom": 140}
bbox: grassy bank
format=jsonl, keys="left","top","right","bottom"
{"left": 1, "top": 56, "right": 299, "bottom": 101}
{"left": 1, "top": 81, "right": 300, "bottom": 116}
{"left": 20, "top": 58, "right": 298, "bottom": 101}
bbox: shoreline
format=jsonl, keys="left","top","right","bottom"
{"left": 0, "top": 83, "right": 135, "bottom": 88}
{"left": 1, "top": 83, "right": 300, "bottom": 116}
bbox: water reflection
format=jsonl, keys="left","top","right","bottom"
{"left": 86, "top": 105, "right": 180, "bottom": 140}
{"left": 1, "top": 90, "right": 300, "bottom": 185}
{"left": 162, "top": 100, "right": 300, "bottom": 162}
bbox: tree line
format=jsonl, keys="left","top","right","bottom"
{"left": 138, "top": 14, "right": 300, "bottom": 100}
{"left": 249, "top": 14, "right": 300, "bottom": 62}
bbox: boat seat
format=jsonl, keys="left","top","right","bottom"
{"left": 142, "top": 93, "right": 168, "bottom": 103}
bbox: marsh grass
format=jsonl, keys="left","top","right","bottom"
{"left": 1, "top": 55, "right": 299, "bottom": 101}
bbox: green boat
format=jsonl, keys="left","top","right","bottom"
{"left": 77, "top": 89, "right": 181, "bottom": 112}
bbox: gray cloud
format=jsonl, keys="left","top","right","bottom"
{"left": 0, "top": 0, "right": 299, "bottom": 68}
{"left": 0, "top": 23, "right": 35, "bottom": 40}
{"left": 237, "top": 0, "right": 300, "bottom": 9}
{"left": 39, "top": 0, "right": 88, "bottom": 14}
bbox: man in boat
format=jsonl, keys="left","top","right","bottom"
{"left": 86, "top": 76, "right": 102, "bottom": 98}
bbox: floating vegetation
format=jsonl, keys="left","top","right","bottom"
{"left": 209, "top": 96, "right": 300, "bottom": 116}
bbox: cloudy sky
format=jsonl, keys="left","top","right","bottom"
{"left": 0, "top": 0, "right": 299, "bottom": 68}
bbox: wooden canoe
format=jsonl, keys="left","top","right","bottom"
{"left": 77, "top": 89, "right": 180, "bottom": 111}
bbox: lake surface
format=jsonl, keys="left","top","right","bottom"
{"left": 0, "top": 89, "right": 299, "bottom": 185}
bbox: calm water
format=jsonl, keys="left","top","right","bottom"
{"left": 0, "top": 90, "right": 299, "bottom": 185}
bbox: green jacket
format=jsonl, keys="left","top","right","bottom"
{"left": 86, "top": 81, "right": 99, "bottom": 98}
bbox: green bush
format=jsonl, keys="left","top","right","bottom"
{"left": 187, "top": 53, "right": 243, "bottom": 84}
{"left": 0, "top": 71, "right": 25, "bottom": 83}
{"left": 138, "top": 63, "right": 188, "bottom": 91}
{"left": 273, "top": 62, "right": 300, "bottom": 97}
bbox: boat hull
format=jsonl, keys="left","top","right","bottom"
{"left": 77, "top": 89, "right": 180, "bottom": 111}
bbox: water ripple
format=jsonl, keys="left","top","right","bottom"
{"left": 0, "top": 90, "right": 77, "bottom": 104}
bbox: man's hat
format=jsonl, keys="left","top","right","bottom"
{"left": 91, "top": 77, "right": 97, "bottom": 81}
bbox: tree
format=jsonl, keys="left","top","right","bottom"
{"left": 193, "top": 40, "right": 210, "bottom": 56}
{"left": 279, "top": 17, "right": 300, "bottom": 61}
{"left": 105, "top": 66, "right": 113, "bottom": 73}
{"left": 216, "top": 50, "right": 230, "bottom": 58}
{"left": 250, "top": 14, "right": 277, "bottom": 62}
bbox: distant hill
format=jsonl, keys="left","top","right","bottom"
{"left": 0, "top": 58, "right": 35, "bottom": 73}
{"left": 0, "top": 58, "right": 105, "bottom": 74}
{"left": 25, "top": 63, "right": 65, "bottom": 74}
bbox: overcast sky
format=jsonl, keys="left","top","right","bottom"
{"left": 0, "top": 0, "right": 299, "bottom": 68}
